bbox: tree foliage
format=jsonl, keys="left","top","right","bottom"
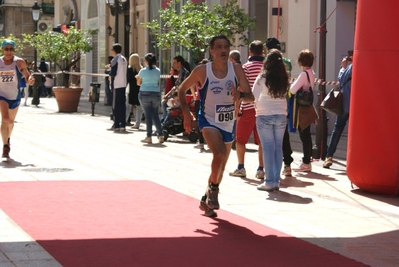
{"left": 22, "top": 28, "right": 96, "bottom": 87}
{"left": 142, "top": 0, "right": 255, "bottom": 63}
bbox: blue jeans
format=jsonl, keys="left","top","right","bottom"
{"left": 139, "top": 91, "right": 163, "bottom": 137}
{"left": 326, "top": 112, "right": 349, "bottom": 157}
{"left": 256, "top": 114, "right": 287, "bottom": 187}
{"left": 105, "top": 77, "right": 112, "bottom": 104}
{"left": 161, "top": 98, "right": 169, "bottom": 122}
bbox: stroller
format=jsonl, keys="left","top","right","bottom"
{"left": 162, "top": 94, "right": 198, "bottom": 142}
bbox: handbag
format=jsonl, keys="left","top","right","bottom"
{"left": 320, "top": 88, "right": 343, "bottom": 116}
{"left": 295, "top": 71, "right": 313, "bottom": 106}
{"left": 320, "top": 76, "right": 351, "bottom": 116}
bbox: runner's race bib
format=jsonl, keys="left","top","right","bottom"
{"left": 215, "top": 104, "right": 235, "bottom": 123}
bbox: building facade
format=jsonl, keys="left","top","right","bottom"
{"left": 0, "top": 0, "right": 356, "bottom": 133}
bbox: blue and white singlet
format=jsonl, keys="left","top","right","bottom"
{"left": 198, "top": 61, "right": 238, "bottom": 133}
{"left": 0, "top": 56, "right": 22, "bottom": 100}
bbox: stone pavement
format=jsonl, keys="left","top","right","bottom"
{"left": 0, "top": 96, "right": 398, "bottom": 267}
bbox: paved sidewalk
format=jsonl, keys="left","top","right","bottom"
{"left": 0, "top": 96, "right": 398, "bottom": 267}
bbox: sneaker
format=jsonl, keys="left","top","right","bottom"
{"left": 282, "top": 165, "right": 292, "bottom": 176}
{"left": 131, "top": 125, "right": 139, "bottom": 129}
{"left": 199, "top": 200, "right": 217, "bottom": 217}
{"left": 229, "top": 168, "right": 246, "bottom": 177}
{"left": 141, "top": 137, "right": 152, "bottom": 144}
{"left": 113, "top": 127, "right": 126, "bottom": 133}
{"left": 293, "top": 163, "right": 312, "bottom": 172}
{"left": 255, "top": 169, "right": 265, "bottom": 179}
{"left": 194, "top": 143, "right": 204, "bottom": 149}
{"left": 158, "top": 136, "right": 164, "bottom": 143}
{"left": 206, "top": 186, "right": 220, "bottom": 210}
{"left": 323, "top": 157, "right": 333, "bottom": 168}
{"left": 257, "top": 183, "right": 275, "bottom": 192}
{"left": 2, "top": 145, "right": 10, "bottom": 158}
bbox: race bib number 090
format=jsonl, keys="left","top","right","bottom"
{"left": 215, "top": 104, "right": 235, "bottom": 123}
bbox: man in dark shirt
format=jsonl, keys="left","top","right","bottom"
{"left": 161, "top": 55, "right": 190, "bottom": 122}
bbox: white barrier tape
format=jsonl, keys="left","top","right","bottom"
{"left": 289, "top": 77, "right": 340, "bottom": 86}
{"left": 30, "top": 72, "right": 341, "bottom": 85}
{"left": 160, "top": 75, "right": 178, "bottom": 79}
{"left": 31, "top": 71, "right": 109, "bottom": 77}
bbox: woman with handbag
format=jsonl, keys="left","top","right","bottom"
{"left": 323, "top": 52, "right": 353, "bottom": 168}
{"left": 289, "top": 49, "right": 317, "bottom": 172}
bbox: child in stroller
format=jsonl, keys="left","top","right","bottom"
{"left": 162, "top": 94, "right": 198, "bottom": 142}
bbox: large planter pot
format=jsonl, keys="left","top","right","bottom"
{"left": 52, "top": 87, "right": 83, "bottom": 112}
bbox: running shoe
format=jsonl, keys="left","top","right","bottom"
{"left": 199, "top": 200, "right": 217, "bottom": 217}
{"left": 206, "top": 186, "right": 220, "bottom": 210}
{"left": 229, "top": 168, "right": 246, "bottom": 177}
{"left": 2, "top": 145, "right": 10, "bottom": 158}
{"left": 141, "top": 137, "right": 152, "bottom": 144}
{"left": 293, "top": 163, "right": 312, "bottom": 172}
{"left": 282, "top": 165, "right": 292, "bottom": 176}
{"left": 255, "top": 169, "right": 265, "bottom": 179}
{"left": 323, "top": 157, "right": 333, "bottom": 168}
{"left": 257, "top": 183, "right": 275, "bottom": 192}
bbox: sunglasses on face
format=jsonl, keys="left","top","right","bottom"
{"left": 3, "top": 47, "right": 15, "bottom": 52}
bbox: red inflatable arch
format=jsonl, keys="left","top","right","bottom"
{"left": 347, "top": 0, "right": 399, "bottom": 195}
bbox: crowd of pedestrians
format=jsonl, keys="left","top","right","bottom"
{"left": 101, "top": 37, "right": 351, "bottom": 217}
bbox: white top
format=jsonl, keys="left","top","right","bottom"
{"left": 290, "top": 69, "right": 315, "bottom": 94}
{"left": 252, "top": 74, "right": 287, "bottom": 116}
{"left": 198, "top": 61, "right": 237, "bottom": 132}
{"left": 0, "top": 56, "right": 21, "bottom": 100}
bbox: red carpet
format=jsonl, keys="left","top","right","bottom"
{"left": 0, "top": 181, "right": 368, "bottom": 267}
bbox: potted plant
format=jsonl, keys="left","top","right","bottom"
{"left": 23, "top": 27, "right": 96, "bottom": 112}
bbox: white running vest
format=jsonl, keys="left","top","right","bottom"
{"left": 199, "top": 61, "right": 238, "bottom": 132}
{"left": 0, "top": 56, "right": 21, "bottom": 100}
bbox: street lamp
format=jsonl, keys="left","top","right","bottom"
{"left": 31, "top": 1, "right": 41, "bottom": 106}
{"left": 125, "top": 24, "right": 131, "bottom": 34}
{"left": 105, "top": 0, "right": 128, "bottom": 43}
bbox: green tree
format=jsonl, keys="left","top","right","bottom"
{"left": 22, "top": 27, "right": 96, "bottom": 87}
{"left": 143, "top": 0, "right": 255, "bottom": 63}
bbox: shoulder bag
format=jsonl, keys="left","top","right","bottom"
{"left": 296, "top": 71, "right": 313, "bottom": 107}
{"left": 321, "top": 77, "right": 351, "bottom": 116}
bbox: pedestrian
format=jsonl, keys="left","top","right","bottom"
{"left": 289, "top": 49, "right": 318, "bottom": 172}
{"left": 229, "top": 50, "right": 241, "bottom": 64}
{"left": 264, "top": 37, "right": 294, "bottom": 176}
{"left": 0, "top": 39, "right": 35, "bottom": 158}
{"left": 127, "top": 53, "right": 144, "bottom": 129}
{"left": 136, "top": 53, "right": 163, "bottom": 144}
{"left": 104, "top": 56, "right": 113, "bottom": 106}
{"left": 177, "top": 35, "right": 254, "bottom": 217}
{"left": 323, "top": 50, "right": 353, "bottom": 168}
{"left": 253, "top": 49, "right": 289, "bottom": 191}
{"left": 44, "top": 74, "right": 54, "bottom": 97}
{"left": 192, "top": 58, "right": 209, "bottom": 151}
{"left": 39, "top": 58, "right": 48, "bottom": 97}
{"left": 161, "top": 55, "right": 190, "bottom": 122}
{"left": 20, "top": 75, "right": 27, "bottom": 106}
{"left": 108, "top": 43, "right": 128, "bottom": 132}
{"left": 161, "top": 67, "right": 178, "bottom": 123}
{"left": 229, "top": 40, "right": 265, "bottom": 179}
